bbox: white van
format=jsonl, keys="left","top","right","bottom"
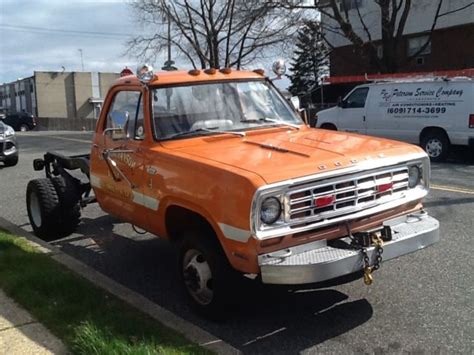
{"left": 316, "top": 78, "right": 474, "bottom": 161}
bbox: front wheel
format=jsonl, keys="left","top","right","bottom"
{"left": 178, "top": 233, "right": 236, "bottom": 320}
{"left": 421, "top": 131, "right": 449, "bottom": 162}
{"left": 4, "top": 155, "right": 18, "bottom": 167}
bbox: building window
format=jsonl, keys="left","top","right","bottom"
{"left": 408, "top": 35, "right": 431, "bottom": 57}
{"left": 339, "top": 0, "right": 363, "bottom": 11}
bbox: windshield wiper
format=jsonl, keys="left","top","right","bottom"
{"left": 240, "top": 117, "right": 300, "bottom": 130}
{"left": 166, "top": 127, "right": 245, "bottom": 140}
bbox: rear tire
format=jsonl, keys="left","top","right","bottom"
{"left": 178, "top": 232, "right": 237, "bottom": 320}
{"left": 51, "top": 176, "right": 81, "bottom": 236}
{"left": 26, "top": 177, "right": 81, "bottom": 240}
{"left": 26, "top": 179, "right": 61, "bottom": 240}
{"left": 320, "top": 123, "right": 337, "bottom": 131}
{"left": 20, "top": 124, "right": 29, "bottom": 132}
{"left": 421, "top": 131, "right": 449, "bottom": 162}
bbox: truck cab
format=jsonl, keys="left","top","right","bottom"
{"left": 27, "top": 65, "right": 439, "bottom": 318}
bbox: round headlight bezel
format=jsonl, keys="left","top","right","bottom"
{"left": 408, "top": 165, "right": 421, "bottom": 188}
{"left": 260, "top": 197, "right": 282, "bottom": 225}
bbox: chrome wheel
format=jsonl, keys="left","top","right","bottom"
{"left": 29, "top": 191, "right": 42, "bottom": 227}
{"left": 182, "top": 249, "right": 213, "bottom": 306}
{"left": 20, "top": 125, "right": 29, "bottom": 132}
{"left": 425, "top": 138, "right": 443, "bottom": 158}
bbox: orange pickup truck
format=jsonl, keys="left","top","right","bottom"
{"left": 26, "top": 64, "right": 439, "bottom": 318}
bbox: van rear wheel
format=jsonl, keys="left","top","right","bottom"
{"left": 320, "top": 123, "right": 337, "bottom": 131}
{"left": 422, "top": 131, "right": 449, "bottom": 162}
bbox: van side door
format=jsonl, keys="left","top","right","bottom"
{"left": 338, "top": 87, "right": 369, "bottom": 134}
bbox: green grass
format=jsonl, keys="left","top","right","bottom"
{"left": 0, "top": 231, "right": 209, "bottom": 354}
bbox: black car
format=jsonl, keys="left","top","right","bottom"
{"left": 3, "top": 112, "right": 37, "bottom": 131}
{"left": 0, "top": 121, "right": 19, "bottom": 166}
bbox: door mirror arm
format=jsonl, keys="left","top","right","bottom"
{"left": 101, "top": 148, "right": 136, "bottom": 189}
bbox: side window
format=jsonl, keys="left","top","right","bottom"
{"left": 105, "top": 91, "right": 144, "bottom": 140}
{"left": 344, "top": 88, "right": 369, "bottom": 109}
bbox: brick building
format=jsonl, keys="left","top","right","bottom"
{"left": 321, "top": 0, "right": 474, "bottom": 76}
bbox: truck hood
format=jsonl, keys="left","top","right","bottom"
{"left": 162, "top": 127, "right": 424, "bottom": 184}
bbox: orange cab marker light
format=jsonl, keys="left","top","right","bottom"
{"left": 204, "top": 68, "right": 217, "bottom": 75}
{"left": 188, "top": 69, "right": 201, "bottom": 76}
{"left": 253, "top": 69, "right": 265, "bottom": 76}
{"left": 377, "top": 182, "right": 393, "bottom": 193}
{"left": 315, "top": 195, "right": 335, "bottom": 208}
{"left": 220, "top": 68, "right": 232, "bottom": 74}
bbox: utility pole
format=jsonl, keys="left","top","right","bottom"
{"left": 162, "top": 12, "right": 177, "bottom": 71}
{"left": 78, "top": 49, "right": 85, "bottom": 71}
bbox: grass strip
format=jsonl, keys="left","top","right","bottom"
{"left": 0, "top": 231, "right": 210, "bottom": 354}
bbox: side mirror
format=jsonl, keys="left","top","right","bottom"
{"left": 104, "top": 111, "right": 130, "bottom": 140}
{"left": 290, "top": 96, "right": 300, "bottom": 111}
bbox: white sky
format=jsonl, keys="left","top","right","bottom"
{"left": 0, "top": 0, "right": 290, "bottom": 88}
{"left": 0, "top": 0, "right": 147, "bottom": 83}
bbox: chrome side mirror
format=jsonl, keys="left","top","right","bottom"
{"left": 104, "top": 111, "right": 130, "bottom": 140}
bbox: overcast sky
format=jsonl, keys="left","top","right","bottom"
{"left": 0, "top": 0, "right": 148, "bottom": 83}
{"left": 0, "top": 0, "right": 290, "bottom": 88}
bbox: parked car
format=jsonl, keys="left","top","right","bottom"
{"left": 316, "top": 77, "right": 474, "bottom": 161}
{"left": 26, "top": 64, "right": 439, "bottom": 319}
{"left": 2, "top": 112, "right": 37, "bottom": 132}
{"left": 0, "top": 121, "right": 19, "bottom": 166}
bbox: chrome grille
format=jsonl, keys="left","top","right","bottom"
{"left": 287, "top": 166, "right": 409, "bottom": 224}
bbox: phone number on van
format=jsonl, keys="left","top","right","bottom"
{"left": 387, "top": 107, "right": 447, "bottom": 114}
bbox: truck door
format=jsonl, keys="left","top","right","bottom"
{"left": 92, "top": 89, "right": 149, "bottom": 229}
{"left": 338, "top": 87, "right": 369, "bottom": 134}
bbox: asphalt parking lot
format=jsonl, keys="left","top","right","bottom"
{"left": 1, "top": 131, "right": 473, "bottom": 354}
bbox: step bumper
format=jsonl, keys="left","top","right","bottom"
{"left": 259, "top": 212, "right": 439, "bottom": 285}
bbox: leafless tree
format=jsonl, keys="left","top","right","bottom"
{"left": 274, "top": 0, "right": 473, "bottom": 73}
{"left": 128, "top": 0, "right": 302, "bottom": 69}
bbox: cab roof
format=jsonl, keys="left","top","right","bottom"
{"left": 113, "top": 69, "right": 265, "bottom": 87}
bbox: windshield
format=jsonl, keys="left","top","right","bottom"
{"left": 152, "top": 80, "right": 302, "bottom": 140}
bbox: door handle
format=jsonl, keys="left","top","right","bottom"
{"left": 363, "top": 115, "right": 366, "bottom": 122}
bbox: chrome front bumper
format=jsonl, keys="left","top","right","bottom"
{"left": 259, "top": 211, "right": 439, "bottom": 285}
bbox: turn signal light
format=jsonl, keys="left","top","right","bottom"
{"left": 469, "top": 114, "right": 474, "bottom": 128}
{"left": 315, "top": 195, "right": 335, "bottom": 207}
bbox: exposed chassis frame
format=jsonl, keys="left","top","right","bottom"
{"left": 33, "top": 152, "right": 96, "bottom": 207}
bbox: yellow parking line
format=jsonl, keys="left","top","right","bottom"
{"left": 47, "top": 136, "right": 92, "bottom": 144}
{"left": 431, "top": 184, "right": 474, "bottom": 195}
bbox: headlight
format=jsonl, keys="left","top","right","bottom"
{"left": 5, "top": 125, "right": 15, "bottom": 137}
{"left": 260, "top": 197, "right": 281, "bottom": 224}
{"left": 408, "top": 165, "right": 421, "bottom": 188}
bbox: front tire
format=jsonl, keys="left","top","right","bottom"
{"left": 178, "top": 232, "right": 236, "bottom": 320}
{"left": 421, "top": 131, "right": 449, "bottom": 162}
{"left": 4, "top": 155, "right": 18, "bottom": 167}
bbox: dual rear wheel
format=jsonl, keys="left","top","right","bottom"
{"left": 26, "top": 177, "right": 81, "bottom": 240}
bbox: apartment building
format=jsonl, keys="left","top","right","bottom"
{"left": 0, "top": 71, "right": 119, "bottom": 120}
{"left": 321, "top": 0, "right": 474, "bottom": 76}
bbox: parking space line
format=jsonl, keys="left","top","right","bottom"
{"left": 431, "top": 184, "right": 474, "bottom": 195}
{"left": 47, "top": 136, "right": 92, "bottom": 144}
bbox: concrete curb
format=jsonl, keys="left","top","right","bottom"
{"left": 0, "top": 217, "right": 241, "bottom": 354}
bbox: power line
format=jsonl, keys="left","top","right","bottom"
{"left": 0, "top": 23, "right": 138, "bottom": 38}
